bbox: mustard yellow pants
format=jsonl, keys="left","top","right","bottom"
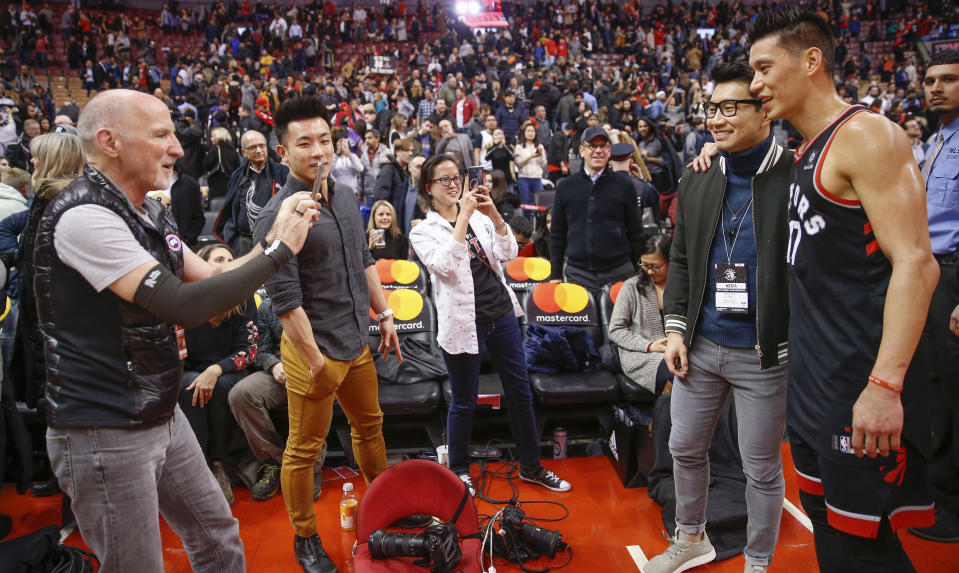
{"left": 280, "top": 335, "right": 386, "bottom": 536}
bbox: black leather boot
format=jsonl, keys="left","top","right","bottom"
{"left": 293, "top": 534, "right": 338, "bottom": 573}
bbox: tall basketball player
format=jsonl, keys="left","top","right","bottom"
{"left": 748, "top": 7, "right": 939, "bottom": 572}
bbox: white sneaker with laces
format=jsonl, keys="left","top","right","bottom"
{"left": 519, "top": 467, "right": 572, "bottom": 492}
{"left": 643, "top": 530, "right": 716, "bottom": 573}
{"left": 458, "top": 472, "right": 475, "bottom": 496}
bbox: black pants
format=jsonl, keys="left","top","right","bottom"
{"left": 563, "top": 260, "right": 636, "bottom": 295}
{"left": 924, "top": 260, "right": 959, "bottom": 513}
{"left": 799, "top": 489, "right": 914, "bottom": 573}
{"left": 179, "top": 370, "right": 244, "bottom": 464}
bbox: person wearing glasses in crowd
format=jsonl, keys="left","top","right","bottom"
{"left": 548, "top": 125, "right": 645, "bottom": 292}
{"left": 607, "top": 233, "right": 674, "bottom": 397}
{"left": 214, "top": 129, "right": 289, "bottom": 256}
{"left": 646, "top": 62, "right": 793, "bottom": 573}
{"left": 409, "top": 153, "right": 571, "bottom": 497}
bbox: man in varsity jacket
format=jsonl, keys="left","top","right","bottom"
{"left": 646, "top": 62, "right": 793, "bottom": 573}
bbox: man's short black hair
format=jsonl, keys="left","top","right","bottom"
{"left": 710, "top": 61, "right": 756, "bottom": 89}
{"left": 509, "top": 215, "right": 532, "bottom": 239}
{"left": 929, "top": 50, "right": 959, "bottom": 69}
{"left": 273, "top": 95, "right": 330, "bottom": 147}
{"left": 749, "top": 6, "right": 835, "bottom": 75}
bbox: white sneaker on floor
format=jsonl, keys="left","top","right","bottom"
{"left": 458, "top": 472, "right": 475, "bottom": 496}
{"left": 744, "top": 564, "right": 767, "bottom": 573}
{"left": 643, "top": 530, "right": 716, "bottom": 573}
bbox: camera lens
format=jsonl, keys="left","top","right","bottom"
{"left": 518, "top": 523, "right": 567, "bottom": 558}
{"left": 368, "top": 530, "right": 428, "bottom": 560}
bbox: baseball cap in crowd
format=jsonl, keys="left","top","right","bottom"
{"left": 255, "top": 96, "right": 269, "bottom": 106}
{"left": 610, "top": 142, "right": 634, "bottom": 161}
{"left": 581, "top": 125, "right": 610, "bottom": 144}
{"left": 53, "top": 124, "right": 78, "bottom": 135}
{"left": 656, "top": 91, "right": 666, "bottom": 98}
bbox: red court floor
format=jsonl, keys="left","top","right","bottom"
{"left": 2, "top": 445, "right": 957, "bottom": 572}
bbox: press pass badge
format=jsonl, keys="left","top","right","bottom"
{"left": 715, "top": 263, "right": 748, "bottom": 314}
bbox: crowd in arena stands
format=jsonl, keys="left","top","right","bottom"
{"left": 1, "top": 0, "right": 959, "bottom": 564}
{"left": 1, "top": 0, "right": 953, "bottom": 187}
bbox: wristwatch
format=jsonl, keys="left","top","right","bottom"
{"left": 376, "top": 308, "right": 394, "bottom": 321}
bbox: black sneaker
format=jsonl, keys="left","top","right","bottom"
{"left": 909, "top": 509, "right": 959, "bottom": 543}
{"left": 519, "top": 467, "right": 571, "bottom": 492}
{"left": 293, "top": 534, "right": 338, "bottom": 573}
{"left": 251, "top": 462, "right": 281, "bottom": 501}
{"left": 458, "top": 473, "right": 476, "bottom": 496}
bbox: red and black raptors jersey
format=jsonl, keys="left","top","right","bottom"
{"left": 786, "top": 106, "right": 906, "bottom": 462}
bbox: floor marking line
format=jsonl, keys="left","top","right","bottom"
{"left": 627, "top": 544, "right": 649, "bottom": 570}
{"left": 784, "top": 497, "right": 814, "bottom": 532}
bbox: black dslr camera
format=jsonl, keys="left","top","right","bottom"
{"left": 369, "top": 522, "right": 462, "bottom": 572}
{"left": 496, "top": 504, "right": 568, "bottom": 560}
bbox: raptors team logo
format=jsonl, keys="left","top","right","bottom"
{"left": 165, "top": 233, "right": 183, "bottom": 252}
{"left": 724, "top": 268, "right": 737, "bottom": 282}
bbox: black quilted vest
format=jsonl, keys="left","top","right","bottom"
{"left": 34, "top": 166, "right": 185, "bottom": 429}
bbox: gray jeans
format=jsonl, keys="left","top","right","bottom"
{"left": 228, "top": 370, "right": 326, "bottom": 469}
{"left": 47, "top": 407, "right": 244, "bottom": 573}
{"left": 669, "top": 335, "right": 787, "bottom": 567}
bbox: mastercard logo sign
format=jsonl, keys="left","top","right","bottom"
{"left": 375, "top": 259, "right": 421, "bottom": 285}
{"left": 532, "top": 282, "right": 590, "bottom": 314}
{"left": 609, "top": 281, "right": 624, "bottom": 305}
{"left": 505, "top": 257, "right": 551, "bottom": 282}
{"left": 370, "top": 288, "right": 425, "bottom": 321}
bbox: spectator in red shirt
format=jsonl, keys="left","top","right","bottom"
{"left": 34, "top": 33, "right": 49, "bottom": 69}
{"left": 453, "top": 87, "right": 475, "bottom": 128}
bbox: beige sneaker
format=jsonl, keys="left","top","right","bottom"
{"left": 744, "top": 564, "right": 767, "bottom": 573}
{"left": 643, "top": 530, "right": 716, "bottom": 573}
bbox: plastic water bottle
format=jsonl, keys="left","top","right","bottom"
{"left": 340, "top": 482, "right": 358, "bottom": 531}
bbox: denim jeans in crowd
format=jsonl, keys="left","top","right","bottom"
{"left": 46, "top": 407, "right": 244, "bottom": 573}
{"left": 442, "top": 313, "right": 542, "bottom": 475}
{"left": 516, "top": 176, "right": 543, "bottom": 208}
{"left": 669, "top": 335, "right": 788, "bottom": 567}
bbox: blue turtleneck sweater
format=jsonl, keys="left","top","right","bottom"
{"left": 697, "top": 133, "right": 772, "bottom": 349}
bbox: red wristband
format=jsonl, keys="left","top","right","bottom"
{"left": 868, "top": 375, "right": 902, "bottom": 393}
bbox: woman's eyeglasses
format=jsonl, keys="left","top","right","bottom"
{"left": 640, "top": 262, "right": 667, "bottom": 272}
{"left": 430, "top": 175, "right": 464, "bottom": 188}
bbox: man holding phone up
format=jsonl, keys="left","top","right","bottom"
{"left": 254, "top": 96, "right": 402, "bottom": 573}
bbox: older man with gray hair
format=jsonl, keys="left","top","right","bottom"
{"left": 37, "top": 89, "right": 318, "bottom": 573}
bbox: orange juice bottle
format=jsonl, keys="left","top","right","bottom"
{"left": 340, "top": 482, "right": 358, "bottom": 531}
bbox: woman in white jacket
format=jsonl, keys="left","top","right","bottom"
{"left": 513, "top": 122, "right": 547, "bottom": 207}
{"left": 409, "top": 154, "right": 571, "bottom": 496}
{"left": 329, "top": 137, "right": 364, "bottom": 197}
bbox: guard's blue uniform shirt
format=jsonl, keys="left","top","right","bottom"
{"left": 926, "top": 116, "right": 959, "bottom": 255}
